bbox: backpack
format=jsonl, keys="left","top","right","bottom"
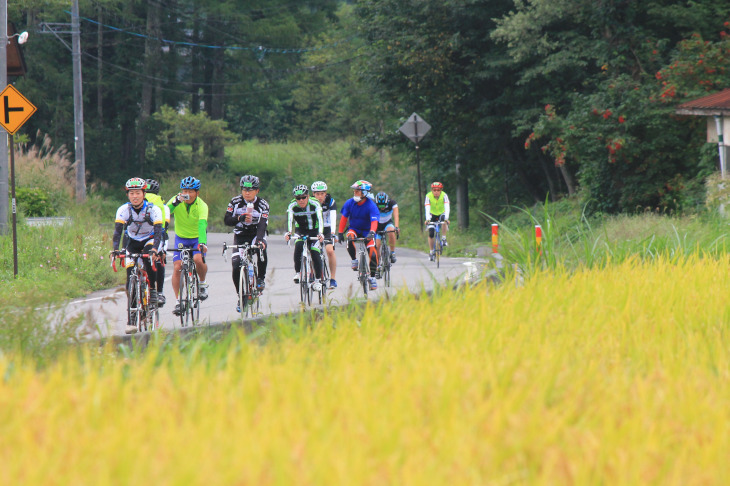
{"left": 125, "top": 201, "right": 155, "bottom": 236}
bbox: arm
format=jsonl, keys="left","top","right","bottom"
{"left": 424, "top": 194, "right": 432, "bottom": 220}
{"left": 224, "top": 202, "right": 239, "bottom": 227}
{"left": 315, "top": 203, "right": 324, "bottom": 234}
{"left": 287, "top": 205, "right": 294, "bottom": 233}
{"left": 443, "top": 193, "right": 451, "bottom": 221}
{"left": 393, "top": 206, "right": 400, "bottom": 228}
{"left": 112, "top": 222, "right": 124, "bottom": 251}
{"left": 337, "top": 215, "right": 348, "bottom": 234}
{"left": 257, "top": 200, "right": 270, "bottom": 244}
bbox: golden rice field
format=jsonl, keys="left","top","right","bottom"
{"left": 2, "top": 256, "right": 730, "bottom": 485}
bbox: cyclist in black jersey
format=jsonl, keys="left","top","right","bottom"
{"left": 224, "top": 175, "right": 269, "bottom": 312}
{"left": 311, "top": 180, "right": 338, "bottom": 289}
{"left": 285, "top": 184, "right": 325, "bottom": 292}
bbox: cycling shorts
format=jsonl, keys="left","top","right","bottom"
{"left": 172, "top": 236, "right": 202, "bottom": 263}
{"left": 376, "top": 221, "right": 395, "bottom": 238}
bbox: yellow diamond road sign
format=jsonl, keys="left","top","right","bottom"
{"left": 0, "top": 84, "right": 37, "bottom": 135}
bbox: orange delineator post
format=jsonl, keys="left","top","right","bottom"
{"left": 535, "top": 224, "right": 543, "bottom": 254}
{"left": 491, "top": 223, "right": 499, "bottom": 254}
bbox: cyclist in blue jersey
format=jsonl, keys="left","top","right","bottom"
{"left": 337, "top": 180, "right": 380, "bottom": 291}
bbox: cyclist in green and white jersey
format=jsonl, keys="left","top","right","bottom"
{"left": 424, "top": 181, "right": 450, "bottom": 261}
{"left": 166, "top": 176, "right": 209, "bottom": 316}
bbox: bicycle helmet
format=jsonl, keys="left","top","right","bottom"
{"left": 125, "top": 177, "right": 147, "bottom": 192}
{"left": 145, "top": 179, "right": 160, "bottom": 194}
{"left": 180, "top": 176, "right": 201, "bottom": 190}
{"left": 311, "top": 181, "right": 328, "bottom": 192}
{"left": 431, "top": 181, "right": 444, "bottom": 190}
{"left": 240, "top": 175, "right": 260, "bottom": 189}
{"left": 350, "top": 180, "right": 373, "bottom": 195}
{"left": 375, "top": 192, "right": 390, "bottom": 208}
{"left": 293, "top": 184, "right": 309, "bottom": 197}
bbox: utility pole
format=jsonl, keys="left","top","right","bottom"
{"left": 0, "top": 0, "right": 8, "bottom": 234}
{"left": 72, "top": 0, "right": 86, "bottom": 202}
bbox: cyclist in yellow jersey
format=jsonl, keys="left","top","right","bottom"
{"left": 166, "top": 176, "right": 209, "bottom": 316}
{"left": 145, "top": 179, "right": 170, "bottom": 307}
{"left": 424, "top": 181, "right": 450, "bottom": 261}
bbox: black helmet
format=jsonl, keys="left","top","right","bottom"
{"left": 240, "top": 175, "right": 260, "bottom": 189}
{"left": 375, "top": 192, "right": 389, "bottom": 207}
{"left": 145, "top": 179, "right": 160, "bottom": 194}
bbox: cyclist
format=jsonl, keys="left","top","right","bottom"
{"left": 144, "top": 178, "right": 170, "bottom": 307}
{"left": 285, "top": 184, "right": 325, "bottom": 292}
{"left": 166, "top": 176, "right": 209, "bottom": 316}
{"left": 112, "top": 177, "right": 163, "bottom": 334}
{"left": 311, "top": 180, "right": 338, "bottom": 289}
{"left": 337, "top": 180, "right": 379, "bottom": 291}
{"left": 374, "top": 191, "right": 399, "bottom": 265}
{"left": 224, "top": 175, "right": 269, "bottom": 312}
{"left": 425, "top": 181, "right": 451, "bottom": 261}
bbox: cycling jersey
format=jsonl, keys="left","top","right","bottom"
{"left": 377, "top": 199, "right": 398, "bottom": 224}
{"left": 425, "top": 191, "right": 450, "bottom": 220}
{"left": 339, "top": 197, "right": 379, "bottom": 234}
{"left": 145, "top": 193, "right": 169, "bottom": 224}
{"left": 112, "top": 201, "right": 163, "bottom": 250}
{"left": 166, "top": 195, "right": 209, "bottom": 244}
{"left": 287, "top": 198, "right": 324, "bottom": 233}
{"left": 320, "top": 194, "right": 338, "bottom": 229}
{"left": 224, "top": 195, "right": 269, "bottom": 243}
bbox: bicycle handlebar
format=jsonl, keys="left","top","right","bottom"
{"left": 110, "top": 252, "right": 157, "bottom": 272}
{"left": 222, "top": 241, "right": 266, "bottom": 262}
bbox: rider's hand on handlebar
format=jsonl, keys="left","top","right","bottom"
{"left": 199, "top": 244, "right": 208, "bottom": 253}
{"left": 367, "top": 230, "right": 376, "bottom": 240}
{"left": 317, "top": 233, "right": 324, "bottom": 242}
{"left": 337, "top": 232, "right": 344, "bottom": 244}
{"left": 395, "top": 227, "right": 400, "bottom": 239}
{"left": 284, "top": 232, "right": 292, "bottom": 242}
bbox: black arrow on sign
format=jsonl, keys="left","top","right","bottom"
{"left": 4, "top": 96, "right": 24, "bottom": 123}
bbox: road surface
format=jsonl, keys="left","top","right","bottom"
{"left": 57, "top": 232, "right": 476, "bottom": 337}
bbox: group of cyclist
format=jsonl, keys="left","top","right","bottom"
{"left": 112, "top": 174, "right": 449, "bottom": 333}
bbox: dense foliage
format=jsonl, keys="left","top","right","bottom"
{"left": 10, "top": 0, "right": 730, "bottom": 220}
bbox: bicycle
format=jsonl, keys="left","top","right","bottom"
{"left": 289, "top": 234, "right": 326, "bottom": 306}
{"left": 171, "top": 245, "right": 201, "bottom": 327}
{"left": 111, "top": 251, "right": 159, "bottom": 333}
{"left": 223, "top": 241, "right": 265, "bottom": 318}
{"left": 429, "top": 218, "right": 447, "bottom": 268}
{"left": 349, "top": 237, "right": 372, "bottom": 296}
{"left": 376, "top": 230, "right": 395, "bottom": 288}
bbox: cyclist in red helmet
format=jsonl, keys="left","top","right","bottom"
{"left": 424, "top": 181, "right": 450, "bottom": 261}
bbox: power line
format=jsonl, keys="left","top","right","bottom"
{"left": 67, "top": 11, "right": 357, "bottom": 54}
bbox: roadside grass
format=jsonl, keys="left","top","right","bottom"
{"left": 3, "top": 255, "right": 730, "bottom": 484}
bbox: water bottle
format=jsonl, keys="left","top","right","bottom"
{"left": 246, "top": 202, "right": 254, "bottom": 220}
{"left": 248, "top": 263, "right": 254, "bottom": 282}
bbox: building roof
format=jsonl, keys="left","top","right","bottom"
{"left": 676, "top": 89, "right": 730, "bottom": 116}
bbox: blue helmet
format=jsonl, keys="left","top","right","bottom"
{"left": 180, "top": 176, "right": 201, "bottom": 190}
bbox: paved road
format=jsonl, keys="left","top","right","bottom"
{"left": 58, "top": 232, "right": 476, "bottom": 337}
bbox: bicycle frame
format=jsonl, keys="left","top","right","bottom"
{"left": 223, "top": 241, "right": 265, "bottom": 318}
{"left": 171, "top": 246, "right": 200, "bottom": 327}
{"left": 429, "top": 221, "right": 445, "bottom": 268}
{"left": 376, "top": 230, "right": 393, "bottom": 287}
{"left": 290, "top": 234, "right": 325, "bottom": 306}
{"left": 111, "top": 252, "right": 159, "bottom": 332}
{"left": 349, "top": 237, "right": 371, "bottom": 296}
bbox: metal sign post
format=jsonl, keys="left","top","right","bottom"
{"left": 0, "top": 84, "right": 37, "bottom": 277}
{"left": 399, "top": 113, "right": 431, "bottom": 232}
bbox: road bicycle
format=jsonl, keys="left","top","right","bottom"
{"left": 171, "top": 245, "right": 201, "bottom": 327}
{"left": 349, "top": 237, "right": 372, "bottom": 297}
{"left": 376, "top": 230, "right": 395, "bottom": 288}
{"left": 223, "top": 241, "right": 265, "bottom": 318}
{"left": 289, "top": 234, "right": 326, "bottom": 306}
{"left": 429, "top": 218, "right": 447, "bottom": 268}
{"left": 111, "top": 251, "right": 159, "bottom": 333}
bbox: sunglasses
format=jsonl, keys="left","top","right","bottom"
{"left": 242, "top": 188, "right": 255, "bottom": 192}
{"left": 295, "top": 195, "right": 308, "bottom": 200}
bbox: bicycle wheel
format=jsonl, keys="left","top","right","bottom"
{"left": 249, "top": 264, "right": 261, "bottom": 317}
{"left": 179, "top": 271, "right": 191, "bottom": 327}
{"left": 382, "top": 245, "right": 391, "bottom": 287}
{"left": 238, "top": 263, "right": 248, "bottom": 319}
{"left": 359, "top": 251, "right": 368, "bottom": 296}
{"left": 245, "top": 263, "right": 257, "bottom": 318}
{"left": 127, "top": 273, "right": 141, "bottom": 331}
{"left": 300, "top": 255, "right": 310, "bottom": 306}
{"left": 190, "top": 270, "right": 200, "bottom": 324}
{"left": 140, "top": 280, "right": 149, "bottom": 332}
